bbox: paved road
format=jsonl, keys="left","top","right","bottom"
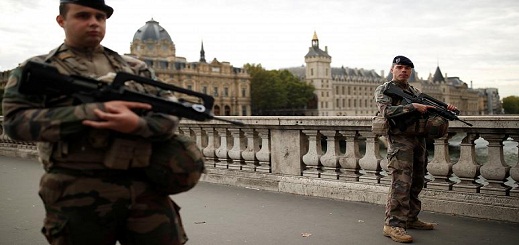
{"left": 1, "top": 156, "right": 518, "bottom": 245}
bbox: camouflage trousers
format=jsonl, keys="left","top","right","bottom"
{"left": 384, "top": 134, "right": 427, "bottom": 228}
{"left": 38, "top": 168, "right": 188, "bottom": 245}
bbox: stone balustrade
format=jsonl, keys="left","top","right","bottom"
{"left": 1, "top": 116, "right": 519, "bottom": 222}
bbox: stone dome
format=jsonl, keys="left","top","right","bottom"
{"left": 133, "top": 19, "right": 172, "bottom": 42}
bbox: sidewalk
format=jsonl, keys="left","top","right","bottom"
{"left": 1, "top": 156, "right": 518, "bottom": 245}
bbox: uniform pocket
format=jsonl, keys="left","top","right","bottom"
{"left": 38, "top": 173, "right": 71, "bottom": 243}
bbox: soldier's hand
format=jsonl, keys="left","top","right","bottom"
{"left": 82, "top": 101, "right": 152, "bottom": 133}
{"left": 447, "top": 104, "right": 458, "bottom": 111}
{"left": 412, "top": 103, "right": 435, "bottom": 114}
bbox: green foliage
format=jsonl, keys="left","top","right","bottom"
{"left": 502, "top": 96, "right": 519, "bottom": 114}
{"left": 244, "top": 64, "right": 314, "bottom": 115}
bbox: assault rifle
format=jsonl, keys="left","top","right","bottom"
{"left": 19, "top": 61, "right": 244, "bottom": 126}
{"left": 383, "top": 83, "right": 473, "bottom": 126}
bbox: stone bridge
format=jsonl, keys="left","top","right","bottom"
{"left": 1, "top": 116, "right": 518, "bottom": 223}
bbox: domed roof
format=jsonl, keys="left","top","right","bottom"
{"left": 133, "top": 19, "right": 172, "bottom": 42}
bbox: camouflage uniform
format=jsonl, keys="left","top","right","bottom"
{"left": 374, "top": 81, "right": 428, "bottom": 228}
{"left": 2, "top": 44, "right": 190, "bottom": 244}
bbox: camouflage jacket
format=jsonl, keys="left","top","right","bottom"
{"left": 374, "top": 81, "right": 425, "bottom": 134}
{"left": 2, "top": 44, "right": 178, "bottom": 169}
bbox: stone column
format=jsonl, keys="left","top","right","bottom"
{"left": 215, "top": 128, "right": 230, "bottom": 169}
{"left": 227, "top": 128, "right": 245, "bottom": 170}
{"left": 509, "top": 134, "right": 519, "bottom": 197}
{"left": 241, "top": 128, "right": 258, "bottom": 172}
{"left": 320, "top": 130, "right": 340, "bottom": 180}
{"left": 480, "top": 133, "right": 511, "bottom": 195}
{"left": 256, "top": 129, "right": 271, "bottom": 173}
{"left": 301, "top": 130, "right": 322, "bottom": 178}
{"left": 178, "top": 126, "right": 191, "bottom": 137}
{"left": 338, "top": 130, "right": 361, "bottom": 181}
{"left": 359, "top": 132, "right": 384, "bottom": 183}
{"left": 201, "top": 126, "right": 216, "bottom": 168}
{"left": 271, "top": 129, "right": 302, "bottom": 176}
{"left": 191, "top": 127, "right": 204, "bottom": 151}
{"left": 452, "top": 133, "right": 482, "bottom": 192}
{"left": 427, "top": 133, "right": 456, "bottom": 190}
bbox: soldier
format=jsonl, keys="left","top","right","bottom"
{"left": 374, "top": 56, "right": 456, "bottom": 243}
{"left": 2, "top": 0, "right": 203, "bottom": 244}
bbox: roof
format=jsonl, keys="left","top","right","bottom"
{"left": 133, "top": 19, "right": 172, "bottom": 42}
{"left": 283, "top": 66, "right": 382, "bottom": 80}
{"left": 305, "top": 47, "right": 331, "bottom": 58}
{"left": 432, "top": 66, "right": 445, "bottom": 82}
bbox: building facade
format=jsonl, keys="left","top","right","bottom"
{"left": 127, "top": 19, "right": 251, "bottom": 116}
{"left": 287, "top": 32, "right": 494, "bottom": 116}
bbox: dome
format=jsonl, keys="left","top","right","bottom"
{"left": 133, "top": 19, "right": 172, "bottom": 42}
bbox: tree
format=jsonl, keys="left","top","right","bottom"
{"left": 244, "top": 64, "right": 314, "bottom": 115}
{"left": 502, "top": 96, "right": 519, "bottom": 114}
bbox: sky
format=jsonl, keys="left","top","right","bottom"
{"left": 1, "top": 0, "right": 518, "bottom": 98}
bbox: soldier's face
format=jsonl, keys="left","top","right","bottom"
{"left": 391, "top": 65, "right": 412, "bottom": 82}
{"left": 56, "top": 4, "right": 107, "bottom": 49}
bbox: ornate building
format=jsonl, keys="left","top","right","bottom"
{"left": 127, "top": 19, "right": 251, "bottom": 116}
{"left": 287, "top": 32, "right": 491, "bottom": 116}
{"left": 287, "top": 32, "right": 386, "bottom": 116}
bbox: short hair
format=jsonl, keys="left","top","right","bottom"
{"left": 59, "top": 3, "right": 69, "bottom": 17}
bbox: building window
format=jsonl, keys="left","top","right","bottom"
{"left": 214, "top": 87, "right": 219, "bottom": 96}
{"left": 241, "top": 88, "right": 246, "bottom": 97}
{"left": 202, "top": 86, "right": 208, "bottom": 94}
{"left": 224, "top": 87, "right": 229, "bottom": 97}
{"left": 242, "top": 106, "right": 247, "bottom": 116}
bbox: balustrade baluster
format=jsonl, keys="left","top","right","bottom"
{"left": 320, "top": 130, "right": 340, "bottom": 180}
{"left": 241, "top": 129, "right": 259, "bottom": 172}
{"left": 509, "top": 134, "right": 519, "bottom": 197}
{"left": 228, "top": 128, "right": 245, "bottom": 170}
{"left": 215, "top": 128, "right": 230, "bottom": 169}
{"left": 359, "top": 132, "right": 384, "bottom": 183}
{"left": 452, "top": 133, "right": 482, "bottom": 192}
{"left": 338, "top": 131, "right": 361, "bottom": 181}
{"left": 479, "top": 134, "right": 511, "bottom": 195}
{"left": 427, "top": 133, "right": 456, "bottom": 190}
{"left": 201, "top": 126, "right": 216, "bottom": 168}
{"left": 302, "top": 130, "right": 322, "bottom": 178}
{"left": 191, "top": 127, "right": 204, "bottom": 151}
{"left": 255, "top": 129, "right": 271, "bottom": 173}
{"left": 178, "top": 126, "right": 191, "bottom": 137}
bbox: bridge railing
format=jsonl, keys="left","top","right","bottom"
{"left": 1, "top": 116, "right": 519, "bottom": 222}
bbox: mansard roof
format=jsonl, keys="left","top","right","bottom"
{"left": 331, "top": 67, "right": 381, "bottom": 78}
{"left": 283, "top": 66, "right": 383, "bottom": 80}
{"left": 133, "top": 19, "right": 173, "bottom": 43}
{"left": 305, "top": 46, "right": 331, "bottom": 58}
{"left": 446, "top": 77, "right": 467, "bottom": 87}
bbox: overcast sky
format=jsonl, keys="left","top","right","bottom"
{"left": 1, "top": 0, "right": 518, "bottom": 98}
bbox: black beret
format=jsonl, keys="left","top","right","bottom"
{"left": 60, "top": 0, "right": 114, "bottom": 18}
{"left": 392, "top": 55, "right": 414, "bottom": 68}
